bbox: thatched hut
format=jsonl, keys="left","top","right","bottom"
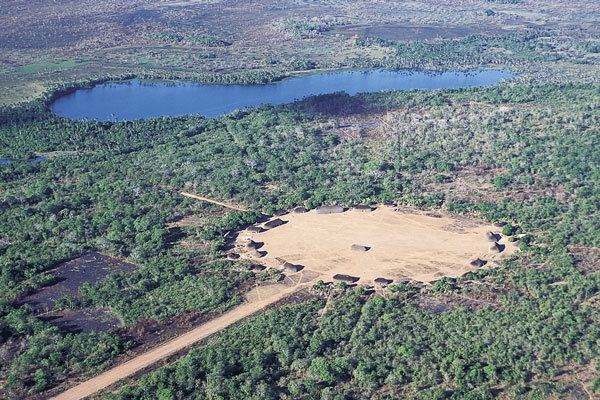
{"left": 244, "top": 239, "right": 257, "bottom": 249}
{"left": 315, "top": 205, "right": 344, "bottom": 214}
{"left": 273, "top": 210, "right": 287, "bottom": 217}
{"left": 264, "top": 218, "right": 285, "bottom": 229}
{"left": 332, "top": 274, "right": 360, "bottom": 283}
{"left": 282, "top": 262, "right": 303, "bottom": 273}
{"left": 227, "top": 253, "right": 240, "bottom": 261}
{"left": 247, "top": 225, "right": 263, "bottom": 233}
{"left": 293, "top": 206, "right": 308, "bottom": 213}
{"left": 353, "top": 205, "right": 374, "bottom": 212}
{"left": 351, "top": 244, "right": 370, "bottom": 252}
{"left": 485, "top": 231, "right": 501, "bottom": 242}
{"left": 374, "top": 277, "right": 393, "bottom": 286}
{"left": 249, "top": 249, "right": 266, "bottom": 258}
{"left": 469, "top": 258, "right": 487, "bottom": 268}
{"left": 489, "top": 242, "right": 505, "bottom": 253}
{"left": 251, "top": 264, "right": 266, "bottom": 271}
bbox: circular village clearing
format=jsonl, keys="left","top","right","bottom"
{"left": 236, "top": 205, "right": 517, "bottom": 288}
{"left": 53, "top": 204, "right": 519, "bottom": 400}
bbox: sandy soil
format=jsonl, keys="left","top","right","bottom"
{"left": 237, "top": 206, "right": 517, "bottom": 284}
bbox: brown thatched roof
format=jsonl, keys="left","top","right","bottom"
{"left": 247, "top": 226, "right": 263, "bottom": 233}
{"left": 332, "top": 274, "right": 360, "bottom": 283}
{"left": 374, "top": 277, "right": 393, "bottom": 285}
{"left": 351, "top": 244, "right": 370, "bottom": 252}
{"left": 249, "top": 249, "right": 266, "bottom": 258}
{"left": 282, "top": 262, "right": 303, "bottom": 272}
{"left": 227, "top": 253, "right": 240, "bottom": 260}
{"left": 244, "top": 239, "right": 257, "bottom": 249}
{"left": 353, "top": 205, "right": 374, "bottom": 212}
{"left": 293, "top": 206, "right": 309, "bottom": 213}
{"left": 273, "top": 210, "right": 287, "bottom": 217}
{"left": 489, "top": 242, "right": 505, "bottom": 253}
{"left": 315, "top": 205, "right": 344, "bottom": 214}
{"left": 250, "top": 264, "right": 266, "bottom": 271}
{"left": 486, "top": 231, "right": 501, "bottom": 242}
{"left": 469, "top": 258, "right": 487, "bottom": 268}
{"left": 264, "top": 218, "right": 285, "bottom": 229}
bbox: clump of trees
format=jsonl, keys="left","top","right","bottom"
{"left": 275, "top": 16, "right": 347, "bottom": 39}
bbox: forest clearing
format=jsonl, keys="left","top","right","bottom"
{"left": 237, "top": 206, "right": 518, "bottom": 284}
{"left": 50, "top": 204, "right": 518, "bottom": 399}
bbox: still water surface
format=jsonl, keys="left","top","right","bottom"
{"left": 51, "top": 69, "right": 514, "bottom": 121}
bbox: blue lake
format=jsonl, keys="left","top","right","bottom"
{"left": 50, "top": 69, "right": 514, "bottom": 121}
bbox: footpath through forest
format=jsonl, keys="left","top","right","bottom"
{"left": 180, "top": 191, "right": 248, "bottom": 211}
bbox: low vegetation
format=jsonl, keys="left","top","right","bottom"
{"left": 0, "top": 80, "right": 598, "bottom": 397}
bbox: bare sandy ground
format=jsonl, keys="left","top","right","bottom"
{"left": 238, "top": 206, "right": 517, "bottom": 283}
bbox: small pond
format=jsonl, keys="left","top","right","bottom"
{"left": 50, "top": 69, "right": 514, "bottom": 121}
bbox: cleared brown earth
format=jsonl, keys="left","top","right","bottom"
{"left": 237, "top": 206, "right": 517, "bottom": 284}
{"left": 20, "top": 252, "right": 136, "bottom": 333}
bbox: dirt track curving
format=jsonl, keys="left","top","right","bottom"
{"left": 51, "top": 283, "right": 304, "bottom": 400}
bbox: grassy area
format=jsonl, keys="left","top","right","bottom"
{"left": 19, "top": 60, "right": 79, "bottom": 74}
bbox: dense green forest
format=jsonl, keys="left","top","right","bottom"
{"left": 0, "top": 81, "right": 598, "bottom": 398}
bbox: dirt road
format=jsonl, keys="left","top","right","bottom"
{"left": 180, "top": 191, "right": 248, "bottom": 211}
{"left": 51, "top": 284, "right": 304, "bottom": 400}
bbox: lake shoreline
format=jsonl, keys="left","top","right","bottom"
{"left": 50, "top": 69, "right": 514, "bottom": 122}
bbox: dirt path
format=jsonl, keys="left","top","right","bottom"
{"left": 51, "top": 283, "right": 305, "bottom": 400}
{"left": 180, "top": 191, "right": 248, "bottom": 211}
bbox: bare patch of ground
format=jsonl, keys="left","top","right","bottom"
{"left": 236, "top": 206, "right": 517, "bottom": 284}
{"left": 21, "top": 252, "right": 136, "bottom": 313}
{"left": 570, "top": 245, "right": 600, "bottom": 275}
{"left": 19, "top": 252, "right": 136, "bottom": 332}
{"left": 40, "top": 308, "right": 122, "bottom": 334}
{"left": 333, "top": 24, "right": 506, "bottom": 41}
